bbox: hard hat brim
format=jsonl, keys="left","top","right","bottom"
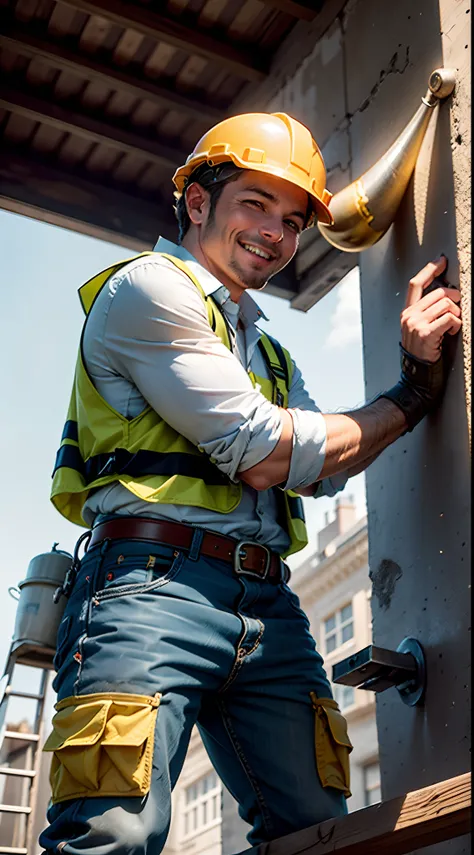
{"left": 173, "top": 156, "right": 333, "bottom": 227}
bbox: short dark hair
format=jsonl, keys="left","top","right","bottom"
{"left": 174, "top": 162, "right": 242, "bottom": 243}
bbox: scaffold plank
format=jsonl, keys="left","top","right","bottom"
{"left": 237, "top": 772, "right": 471, "bottom": 855}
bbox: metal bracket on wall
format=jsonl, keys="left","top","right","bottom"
{"left": 332, "top": 636, "right": 426, "bottom": 706}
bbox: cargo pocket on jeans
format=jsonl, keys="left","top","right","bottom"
{"left": 310, "top": 693, "right": 353, "bottom": 797}
{"left": 43, "top": 691, "right": 161, "bottom": 804}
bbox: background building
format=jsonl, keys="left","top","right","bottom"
{"left": 162, "top": 728, "right": 223, "bottom": 855}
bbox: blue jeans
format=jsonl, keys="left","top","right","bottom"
{"left": 39, "top": 532, "right": 347, "bottom": 854}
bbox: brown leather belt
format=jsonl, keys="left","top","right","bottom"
{"left": 88, "top": 517, "right": 289, "bottom": 583}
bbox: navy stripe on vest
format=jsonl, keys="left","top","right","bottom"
{"left": 263, "top": 333, "right": 290, "bottom": 388}
{"left": 287, "top": 494, "right": 305, "bottom": 522}
{"left": 53, "top": 445, "right": 229, "bottom": 486}
{"left": 61, "top": 420, "right": 79, "bottom": 442}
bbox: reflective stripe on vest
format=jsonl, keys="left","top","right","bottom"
{"left": 51, "top": 253, "right": 307, "bottom": 557}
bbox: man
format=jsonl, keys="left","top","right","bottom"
{"left": 40, "top": 112, "right": 461, "bottom": 854}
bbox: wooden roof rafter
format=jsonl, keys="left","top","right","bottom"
{"left": 0, "top": 23, "right": 225, "bottom": 123}
{"left": 0, "top": 147, "right": 175, "bottom": 248}
{"left": 0, "top": 80, "right": 188, "bottom": 170}
{"left": 0, "top": 0, "right": 355, "bottom": 309}
{"left": 259, "top": 0, "right": 325, "bottom": 21}
{"left": 59, "top": 0, "right": 269, "bottom": 82}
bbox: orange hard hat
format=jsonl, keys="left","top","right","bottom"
{"left": 172, "top": 112, "right": 333, "bottom": 227}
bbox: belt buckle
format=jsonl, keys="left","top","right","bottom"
{"left": 233, "top": 541, "right": 271, "bottom": 580}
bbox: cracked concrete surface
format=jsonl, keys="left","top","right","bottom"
{"left": 258, "top": 3, "right": 470, "bottom": 846}
{"left": 353, "top": 2, "right": 470, "bottom": 841}
{"left": 356, "top": 47, "right": 411, "bottom": 114}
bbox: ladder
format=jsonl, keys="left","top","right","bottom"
{"left": 0, "top": 641, "right": 54, "bottom": 855}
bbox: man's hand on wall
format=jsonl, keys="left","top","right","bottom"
{"left": 241, "top": 255, "right": 464, "bottom": 491}
{"left": 378, "top": 255, "right": 462, "bottom": 433}
{"left": 400, "top": 255, "right": 462, "bottom": 362}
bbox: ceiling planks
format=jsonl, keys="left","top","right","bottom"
{"left": 0, "top": 148, "right": 176, "bottom": 248}
{"left": 0, "top": 81, "right": 188, "bottom": 169}
{"left": 258, "top": 0, "right": 324, "bottom": 21}
{"left": 0, "top": 0, "right": 348, "bottom": 307}
{"left": 59, "top": 0, "right": 269, "bottom": 81}
{"left": 0, "top": 25, "right": 224, "bottom": 121}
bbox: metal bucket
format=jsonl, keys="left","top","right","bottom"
{"left": 10, "top": 545, "right": 73, "bottom": 650}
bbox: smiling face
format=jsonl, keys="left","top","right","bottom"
{"left": 181, "top": 170, "right": 309, "bottom": 302}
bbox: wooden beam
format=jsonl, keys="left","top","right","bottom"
{"left": 0, "top": 148, "right": 176, "bottom": 249}
{"left": 264, "top": 257, "right": 299, "bottom": 301}
{"left": 0, "top": 82, "right": 187, "bottom": 170}
{"left": 60, "top": 0, "right": 267, "bottom": 82}
{"left": 291, "top": 241, "right": 359, "bottom": 311}
{"left": 0, "top": 25, "right": 224, "bottom": 123}
{"left": 258, "top": 0, "right": 324, "bottom": 21}
{"left": 0, "top": 147, "right": 300, "bottom": 302}
{"left": 236, "top": 772, "right": 471, "bottom": 855}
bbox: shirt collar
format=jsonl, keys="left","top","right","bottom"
{"left": 153, "top": 236, "right": 269, "bottom": 326}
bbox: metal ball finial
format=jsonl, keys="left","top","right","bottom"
{"left": 428, "top": 67, "right": 456, "bottom": 99}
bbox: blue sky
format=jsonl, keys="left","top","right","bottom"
{"left": 0, "top": 209, "right": 367, "bottom": 687}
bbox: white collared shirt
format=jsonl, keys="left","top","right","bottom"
{"left": 82, "top": 238, "right": 347, "bottom": 553}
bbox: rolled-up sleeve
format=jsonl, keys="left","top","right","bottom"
{"left": 284, "top": 361, "right": 349, "bottom": 496}
{"left": 102, "top": 258, "right": 282, "bottom": 481}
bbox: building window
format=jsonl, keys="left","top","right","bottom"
{"left": 363, "top": 761, "right": 381, "bottom": 805}
{"left": 333, "top": 683, "right": 355, "bottom": 711}
{"left": 183, "top": 770, "right": 221, "bottom": 838}
{"left": 323, "top": 603, "right": 354, "bottom": 654}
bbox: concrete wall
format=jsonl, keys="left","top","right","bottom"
{"left": 252, "top": 1, "right": 470, "bottom": 852}
{"left": 343, "top": 1, "right": 471, "bottom": 852}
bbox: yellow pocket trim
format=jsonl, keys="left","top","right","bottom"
{"left": 310, "top": 693, "right": 353, "bottom": 798}
{"left": 43, "top": 692, "right": 161, "bottom": 804}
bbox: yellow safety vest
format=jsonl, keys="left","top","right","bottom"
{"left": 51, "top": 253, "right": 308, "bottom": 558}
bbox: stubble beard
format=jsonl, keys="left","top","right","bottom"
{"left": 203, "top": 217, "right": 274, "bottom": 291}
{"left": 228, "top": 255, "right": 269, "bottom": 291}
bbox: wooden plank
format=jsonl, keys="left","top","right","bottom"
{"left": 291, "top": 244, "right": 358, "bottom": 312}
{"left": 0, "top": 25, "right": 224, "bottom": 122}
{"left": 258, "top": 0, "right": 324, "bottom": 21}
{"left": 0, "top": 145, "right": 298, "bottom": 301}
{"left": 0, "top": 82, "right": 186, "bottom": 170}
{"left": 264, "top": 257, "right": 299, "bottom": 301}
{"left": 0, "top": 148, "right": 176, "bottom": 249}
{"left": 59, "top": 0, "right": 268, "bottom": 81}
{"left": 236, "top": 772, "right": 471, "bottom": 855}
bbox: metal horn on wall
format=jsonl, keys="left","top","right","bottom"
{"left": 318, "top": 68, "right": 456, "bottom": 252}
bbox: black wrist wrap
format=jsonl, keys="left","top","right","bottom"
{"left": 378, "top": 344, "right": 446, "bottom": 432}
